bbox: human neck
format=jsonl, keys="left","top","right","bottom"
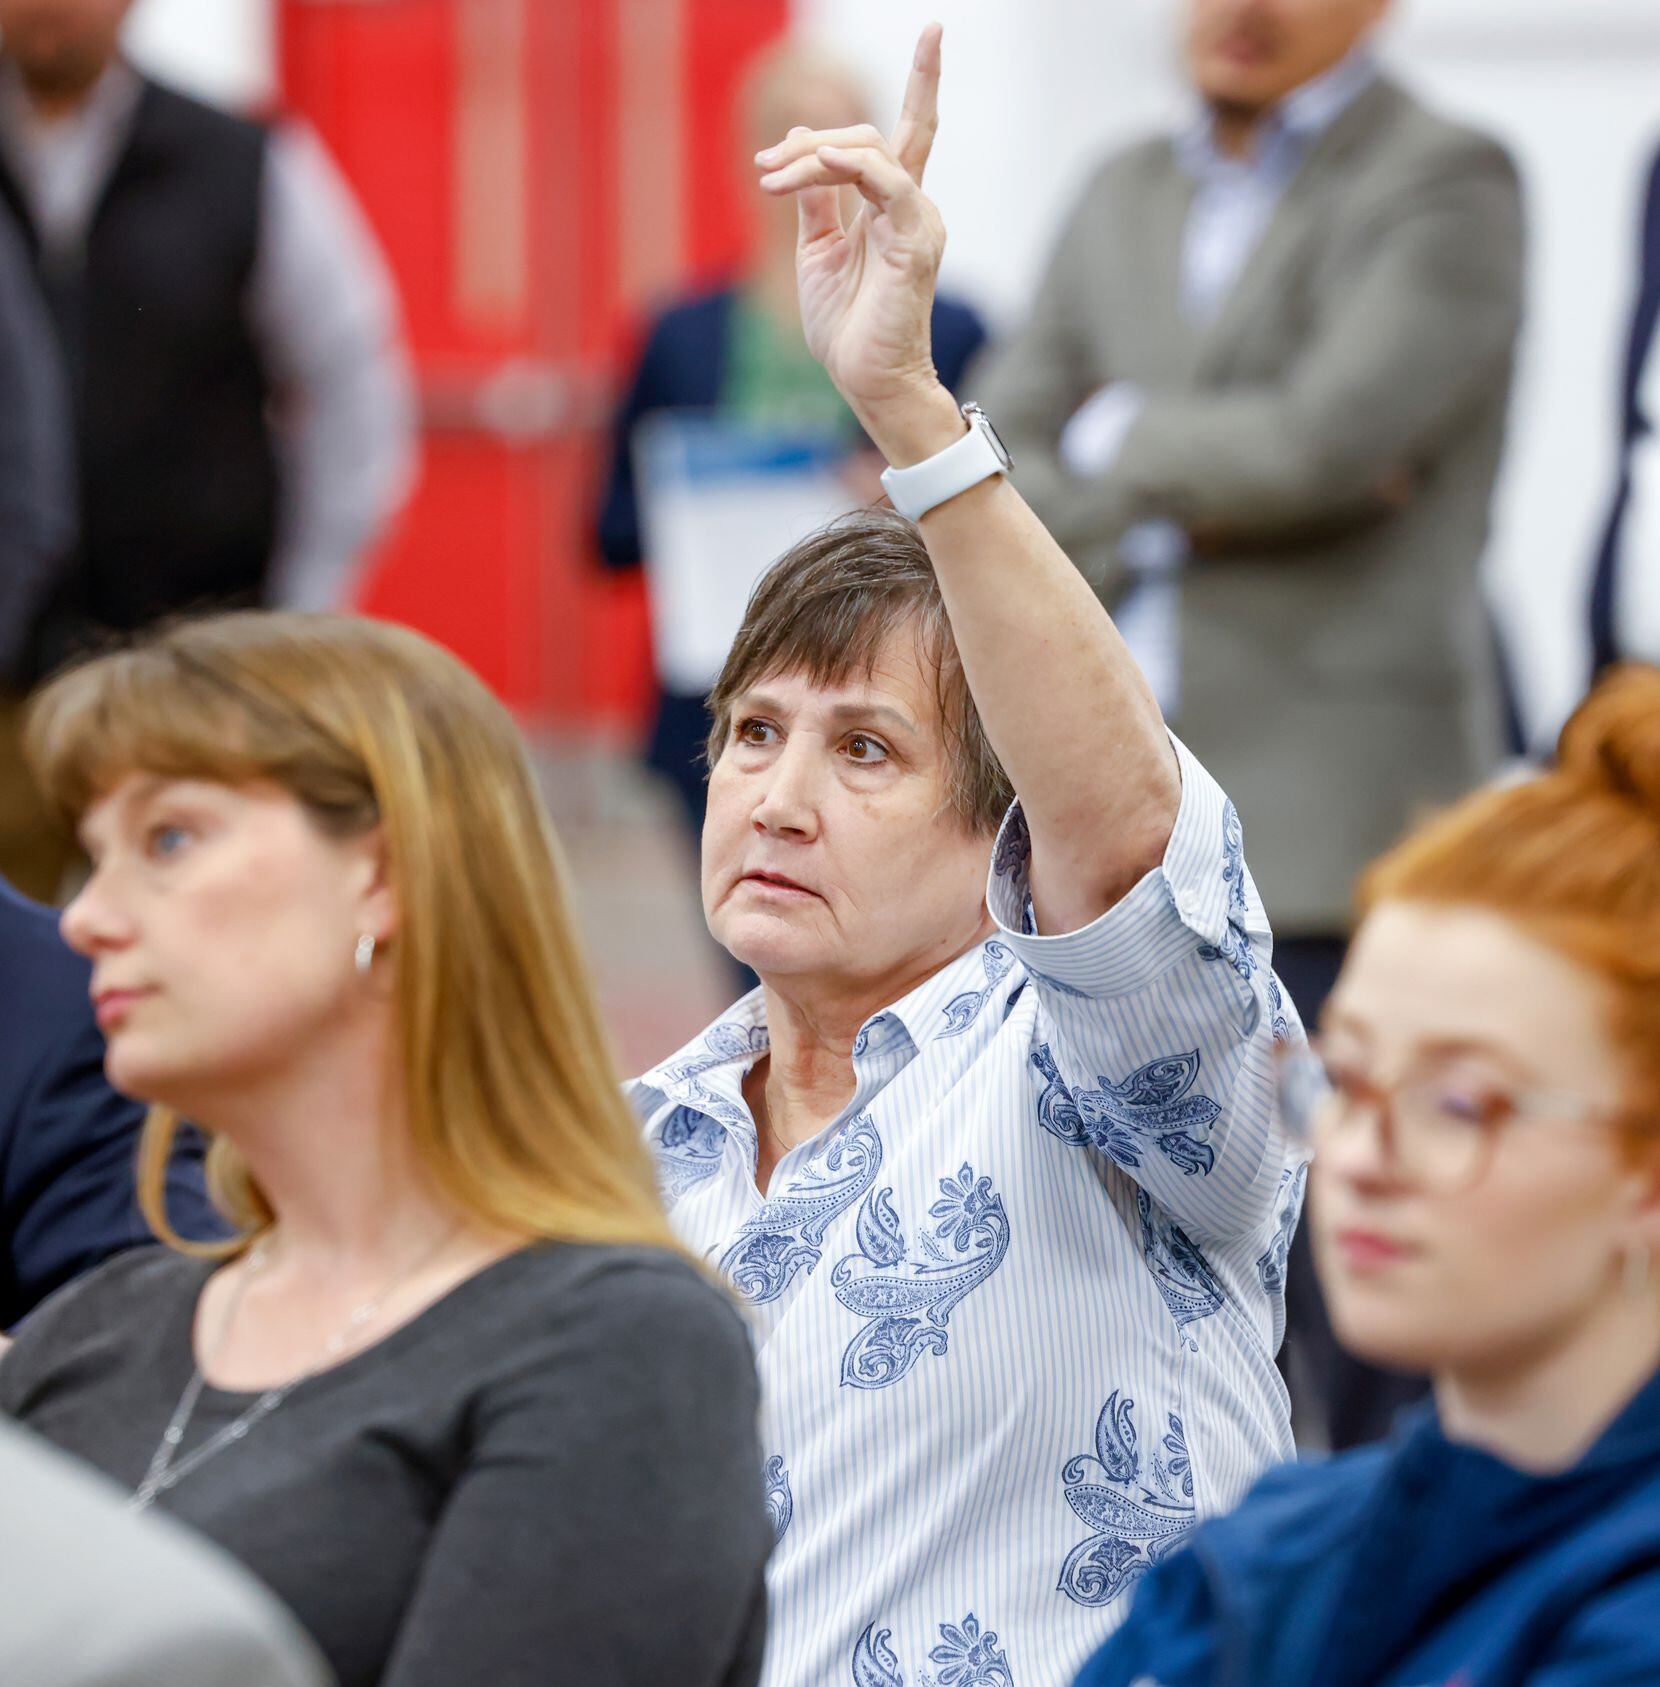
{"left": 1206, "top": 99, "right": 1267, "bottom": 161}
{"left": 1434, "top": 1289, "right": 1660, "bottom": 1473}
{"left": 751, "top": 924, "right": 992, "bottom": 1153}
{"left": 17, "top": 61, "right": 116, "bottom": 126}
{"left": 188, "top": 1027, "right": 458, "bottom": 1271}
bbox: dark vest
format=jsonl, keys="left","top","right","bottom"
{"left": 0, "top": 76, "right": 278, "bottom": 676}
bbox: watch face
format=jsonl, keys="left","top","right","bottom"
{"left": 964, "top": 402, "right": 1014, "bottom": 472}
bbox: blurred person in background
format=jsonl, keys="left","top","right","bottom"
{"left": 1589, "top": 143, "right": 1660, "bottom": 681}
{"left": 1, "top": 614, "right": 768, "bottom": 1687}
{"left": 0, "top": 870, "right": 220, "bottom": 1331}
{"left": 0, "top": 1418, "right": 329, "bottom": 1686}
{"left": 0, "top": 0, "right": 418, "bottom": 901}
{"left": 595, "top": 36, "right": 986, "bottom": 904}
{"left": 0, "top": 197, "right": 74, "bottom": 894}
{"left": 1078, "top": 665, "right": 1660, "bottom": 1687}
{"left": 633, "top": 30, "right": 1302, "bottom": 1684}
{"left": 978, "top": 0, "right": 1525, "bottom": 1451}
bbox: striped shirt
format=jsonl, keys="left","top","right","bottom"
{"left": 630, "top": 738, "right": 1305, "bottom": 1686}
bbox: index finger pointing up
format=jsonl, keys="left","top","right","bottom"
{"left": 889, "top": 22, "right": 943, "bottom": 186}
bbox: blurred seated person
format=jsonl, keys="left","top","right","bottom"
{"left": 1078, "top": 666, "right": 1660, "bottom": 1687}
{"left": 0, "top": 614, "right": 769, "bottom": 1687}
{"left": 595, "top": 36, "right": 986, "bottom": 859}
{"left": 0, "top": 1417, "right": 330, "bottom": 1686}
{"left": 1, "top": 870, "right": 221, "bottom": 1330}
{"left": 1590, "top": 142, "right": 1660, "bottom": 679}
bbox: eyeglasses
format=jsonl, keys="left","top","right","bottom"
{"left": 1276, "top": 1040, "right": 1645, "bottom": 1195}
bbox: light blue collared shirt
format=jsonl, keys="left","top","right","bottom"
{"left": 630, "top": 738, "right": 1306, "bottom": 1687}
{"left": 1176, "top": 49, "right": 1379, "bottom": 325}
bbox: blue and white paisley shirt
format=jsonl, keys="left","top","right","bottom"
{"left": 629, "top": 738, "right": 1306, "bottom": 1687}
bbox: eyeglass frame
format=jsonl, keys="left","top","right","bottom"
{"left": 1275, "top": 1038, "right": 1652, "bottom": 1196}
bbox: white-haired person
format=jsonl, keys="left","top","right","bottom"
{"left": 1079, "top": 666, "right": 1660, "bottom": 1687}
{"left": 628, "top": 26, "right": 1305, "bottom": 1685}
{"left": 0, "top": 613, "right": 769, "bottom": 1687}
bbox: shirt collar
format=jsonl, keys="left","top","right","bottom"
{"left": 1178, "top": 48, "right": 1377, "bottom": 182}
{"left": 637, "top": 936, "right": 1021, "bottom": 1127}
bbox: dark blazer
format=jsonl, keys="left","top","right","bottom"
{"left": 0, "top": 879, "right": 219, "bottom": 1328}
{"left": 1589, "top": 143, "right": 1660, "bottom": 679}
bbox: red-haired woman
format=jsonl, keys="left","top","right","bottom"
{"left": 1078, "top": 666, "right": 1660, "bottom": 1687}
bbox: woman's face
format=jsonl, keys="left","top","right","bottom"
{"left": 62, "top": 774, "right": 393, "bottom": 1111}
{"left": 1312, "top": 900, "right": 1655, "bottom": 1379}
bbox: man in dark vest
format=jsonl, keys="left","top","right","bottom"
{"left": 0, "top": 0, "right": 417, "bottom": 898}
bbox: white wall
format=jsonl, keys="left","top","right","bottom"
{"left": 798, "top": 0, "right": 1660, "bottom": 746}
{"left": 122, "top": 0, "right": 272, "bottom": 106}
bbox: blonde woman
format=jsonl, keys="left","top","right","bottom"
{"left": 1078, "top": 668, "right": 1660, "bottom": 1687}
{"left": 0, "top": 614, "right": 769, "bottom": 1687}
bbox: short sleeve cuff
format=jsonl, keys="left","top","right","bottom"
{"left": 985, "top": 734, "right": 1240, "bottom": 999}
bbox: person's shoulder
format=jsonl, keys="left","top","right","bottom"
{"left": 503, "top": 1243, "right": 753, "bottom": 1366}
{"left": 517, "top": 1242, "right": 744, "bottom": 1324}
{"left": 1050, "top": 134, "right": 1181, "bottom": 244}
{"left": 134, "top": 74, "right": 271, "bottom": 148}
{"left": 1197, "top": 1441, "right": 1394, "bottom": 1560}
{"left": 644, "top": 284, "right": 739, "bottom": 344}
{"left": 12, "top": 1243, "right": 201, "bottom": 1342}
{"left": 1362, "top": 77, "right": 1519, "bottom": 189}
{"left": 1089, "top": 132, "right": 1181, "bottom": 192}
{"left": 2, "top": 1245, "right": 202, "bottom": 1408}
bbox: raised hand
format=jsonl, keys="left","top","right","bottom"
{"left": 754, "top": 24, "right": 949, "bottom": 426}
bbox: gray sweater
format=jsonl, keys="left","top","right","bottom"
{"left": 0, "top": 1242, "right": 769, "bottom": 1687}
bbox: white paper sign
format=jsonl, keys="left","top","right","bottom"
{"left": 634, "top": 413, "right": 859, "bottom": 693}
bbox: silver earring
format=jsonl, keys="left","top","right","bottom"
{"left": 1623, "top": 1241, "right": 1652, "bottom": 1300}
{"left": 354, "top": 933, "right": 376, "bottom": 975}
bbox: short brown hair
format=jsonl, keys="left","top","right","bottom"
{"left": 706, "top": 507, "right": 1013, "bottom": 833}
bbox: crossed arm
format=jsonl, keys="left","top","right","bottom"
{"left": 755, "top": 27, "right": 1181, "bottom": 935}
{"left": 984, "top": 135, "right": 1524, "bottom": 573}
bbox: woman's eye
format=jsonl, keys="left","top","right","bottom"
{"left": 735, "top": 718, "right": 778, "bottom": 748}
{"left": 145, "top": 823, "right": 192, "bottom": 859}
{"left": 843, "top": 734, "right": 889, "bottom": 764}
{"left": 1430, "top": 1085, "right": 1506, "bottom": 1129}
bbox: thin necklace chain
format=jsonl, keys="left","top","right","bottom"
{"left": 129, "top": 1221, "right": 463, "bottom": 1513}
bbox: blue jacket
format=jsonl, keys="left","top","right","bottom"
{"left": 1078, "top": 1365, "right": 1660, "bottom": 1687}
{"left": 0, "top": 880, "right": 220, "bottom": 1329}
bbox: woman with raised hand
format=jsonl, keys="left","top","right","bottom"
{"left": 0, "top": 613, "right": 769, "bottom": 1687}
{"left": 1078, "top": 665, "right": 1660, "bottom": 1687}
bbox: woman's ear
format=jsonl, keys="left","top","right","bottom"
{"left": 349, "top": 823, "right": 399, "bottom": 947}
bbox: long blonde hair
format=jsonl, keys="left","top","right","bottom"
{"left": 26, "top": 612, "right": 678, "bottom": 1258}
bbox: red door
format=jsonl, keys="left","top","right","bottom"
{"left": 277, "top": 0, "right": 788, "bottom": 727}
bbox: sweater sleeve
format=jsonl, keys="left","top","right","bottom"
{"left": 380, "top": 1256, "right": 769, "bottom": 1687}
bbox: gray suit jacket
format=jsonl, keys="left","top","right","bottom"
{"left": 0, "top": 1419, "right": 331, "bottom": 1687}
{"left": 976, "top": 78, "right": 1524, "bottom": 932}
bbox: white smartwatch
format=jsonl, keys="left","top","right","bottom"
{"left": 879, "top": 401, "right": 1014, "bottom": 521}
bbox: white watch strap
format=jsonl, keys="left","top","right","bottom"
{"left": 880, "top": 414, "right": 1008, "bottom": 521}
